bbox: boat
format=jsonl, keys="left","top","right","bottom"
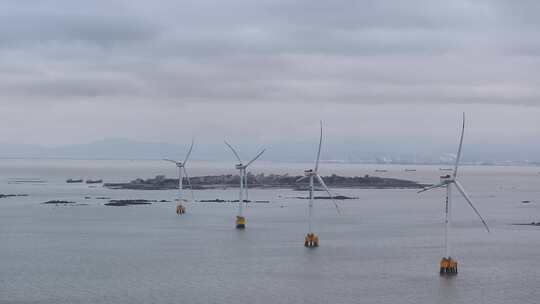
{"left": 404, "top": 169, "right": 417, "bottom": 172}
{"left": 66, "top": 178, "right": 83, "bottom": 183}
{"left": 86, "top": 179, "right": 103, "bottom": 184}
{"left": 439, "top": 168, "right": 453, "bottom": 171}
{"left": 375, "top": 169, "right": 387, "bottom": 173}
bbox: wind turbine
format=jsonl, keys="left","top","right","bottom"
{"left": 164, "top": 139, "right": 195, "bottom": 215}
{"left": 224, "top": 141, "right": 266, "bottom": 229}
{"left": 418, "top": 113, "right": 490, "bottom": 275}
{"left": 297, "top": 121, "right": 341, "bottom": 247}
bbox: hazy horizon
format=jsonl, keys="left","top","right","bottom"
{"left": 1, "top": 136, "right": 539, "bottom": 164}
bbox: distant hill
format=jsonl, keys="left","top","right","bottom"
{"left": 0, "top": 138, "right": 538, "bottom": 164}
{"left": 0, "top": 138, "right": 207, "bottom": 160}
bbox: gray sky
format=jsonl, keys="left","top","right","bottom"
{"left": 0, "top": 0, "right": 539, "bottom": 160}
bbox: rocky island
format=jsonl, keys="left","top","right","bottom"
{"left": 41, "top": 200, "right": 88, "bottom": 206}
{"left": 104, "top": 173, "right": 427, "bottom": 190}
{"left": 42, "top": 200, "right": 76, "bottom": 205}
{"left": 105, "top": 199, "right": 156, "bottom": 206}
{"left": 512, "top": 222, "right": 540, "bottom": 226}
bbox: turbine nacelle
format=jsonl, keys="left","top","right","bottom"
{"left": 163, "top": 139, "right": 195, "bottom": 204}
{"left": 418, "top": 113, "right": 490, "bottom": 233}
{"left": 298, "top": 121, "right": 341, "bottom": 218}
{"left": 164, "top": 159, "right": 185, "bottom": 168}
{"left": 163, "top": 139, "right": 194, "bottom": 170}
{"left": 304, "top": 169, "right": 315, "bottom": 177}
{"left": 440, "top": 174, "right": 453, "bottom": 183}
{"left": 224, "top": 140, "right": 266, "bottom": 220}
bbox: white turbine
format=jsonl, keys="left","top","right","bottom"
{"left": 164, "top": 139, "right": 195, "bottom": 215}
{"left": 297, "top": 121, "right": 341, "bottom": 247}
{"left": 418, "top": 113, "right": 489, "bottom": 274}
{"left": 224, "top": 141, "right": 266, "bottom": 229}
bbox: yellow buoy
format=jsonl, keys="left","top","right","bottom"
{"left": 440, "top": 257, "right": 458, "bottom": 275}
{"left": 236, "top": 216, "right": 246, "bottom": 229}
{"left": 176, "top": 203, "right": 186, "bottom": 215}
{"left": 304, "top": 233, "right": 319, "bottom": 248}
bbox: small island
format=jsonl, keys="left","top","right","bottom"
{"left": 105, "top": 199, "right": 171, "bottom": 206}
{"left": 41, "top": 200, "right": 88, "bottom": 206}
{"left": 42, "top": 200, "right": 76, "bottom": 205}
{"left": 105, "top": 199, "right": 154, "bottom": 206}
{"left": 295, "top": 195, "right": 358, "bottom": 200}
{"left": 513, "top": 222, "right": 540, "bottom": 226}
{"left": 104, "top": 173, "right": 427, "bottom": 190}
{"left": 198, "top": 199, "right": 270, "bottom": 203}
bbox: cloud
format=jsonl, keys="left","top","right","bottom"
{"left": 0, "top": 0, "right": 539, "bottom": 154}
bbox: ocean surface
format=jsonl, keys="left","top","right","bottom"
{"left": 1, "top": 159, "right": 539, "bottom": 304}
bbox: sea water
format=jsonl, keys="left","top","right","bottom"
{"left": 0, "top": 159, "right": 539, "bottom": 304}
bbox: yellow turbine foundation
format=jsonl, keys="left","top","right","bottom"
{"left": 176, "top": 203, "right": 186, "bottom": 215}
{"left": 236, "top": 216, "right": 246, "bottom": 229}
{"left": 439, "top": 257, "right": 458, "bottom": 275}
{"left": 304, "top": 233, "right": 319, "bottom": 248}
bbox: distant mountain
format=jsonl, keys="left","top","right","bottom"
{"left": 0, "top": 143, "right": 49, "bottom": 158}
{"left": 0, "top": 138, "right": 538, "bottom": 163}
{"left": 47, "top": 138, "right": 184, "bottom": 160}
{"left": 0, "top": 138, "right": 183, "bottom": 160}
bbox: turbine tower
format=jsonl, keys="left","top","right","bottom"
{"left": 224, "top": 141, "right": 265, "bottom": 229}
{"left": 164, "top": 139, "right": 194, "bottom": 215}
{"left": 297, "top": 121, "right": 341, "bottom": 247}
{"left": 418, "top": 113, "right": 489, "bottom": 275}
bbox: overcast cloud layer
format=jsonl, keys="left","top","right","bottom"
{"left": 0, "top": 0, "right": 539, "bottom": 160}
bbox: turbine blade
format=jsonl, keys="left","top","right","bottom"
{"left": 163, "top": 159, "right": 179, "bottom": 164}
{"left": 246, "top": 148, "right": 266, "bottom": 167}
{"left": 417, "top": 182, "right": 446, "bottom": 193}
{"left": 454, "top": 180, "right": 490, "bottom": 233}
{"left": 453, "top": 112, "right": 466, "bottom": 179}
{"left": 183, "top": 138, "right": 195, "bottom": 165}
{"left": 183, "top": 167, "right": 195, "bottom": 202}
{"left": 224, "top": 141, "right": 242, "bottom": 163}
{"left": 296, "top": 176, "right": 308, "bottom": 183}
{"left": 314, "top": 120, "right": 323, "bottom": 172}
{"left": 316, "top": 174, "right": 341, "bottom": 215}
